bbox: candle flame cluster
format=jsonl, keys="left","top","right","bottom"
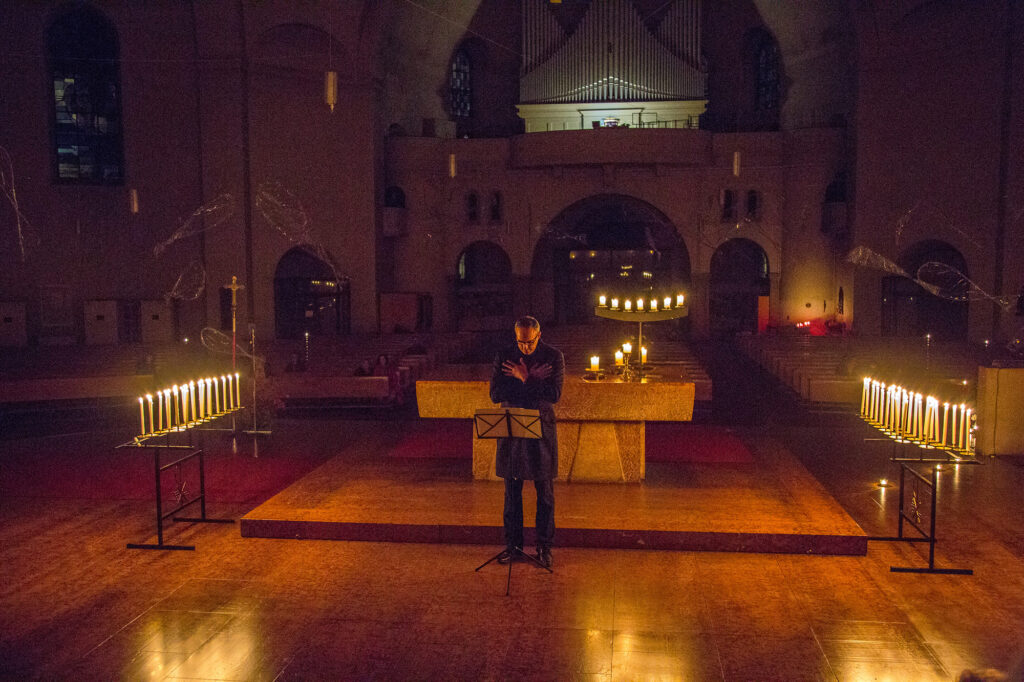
{"left": 597, "top": 293, "right": 685, "bottom": 312}
{"left": 588, "top": 341, "right": 650, "bottom": 372}
{"left": 860, "top": 377, "right": 974, "bottom": 454}
{"left": 138, "top": 373, "right": 241, "bottom": 438}
{"left": 796, "top": 321, "right": 811, "bottom": 328}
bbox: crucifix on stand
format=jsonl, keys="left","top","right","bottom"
{"left": 225, "top": 276, "right": 244, "bottom": 431}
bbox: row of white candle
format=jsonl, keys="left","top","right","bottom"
{"left": 860, "top": 377, "right": 974, "bottom": 452}
{"left": 138, "top": 373, "right": 241, "bottom": 437}
{"left": 597, "top": 294, "right": 685, "bottom": 311}
{"left": 589, "top": 342, "right": 648, "bottom": 371}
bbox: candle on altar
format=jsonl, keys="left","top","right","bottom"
{"left": 650, "top": 299, "right": 658, "bottom": 311}
{"left": 861, "top": 378, "right": 869, "bottom": 416}
{"left": 623, "top": 342, "right": 632, "bottom": 355}
{"left": 950, "top": 404, "right": 959, "bottom": 448}
{"left": 676, "top": 293, "right": 684, "bottom": 306}
{"left": 206, "top": 378, "right": 213, "bottom": 415}
{"left": 624, "top": 299, "right": 632, "bottom": 311}
{"left": 636, "top": 299, "right": 644, "bottom": 311}
{"left": 164, "top": 389, "right": 172, "bottom": 427}
{"left": 664, "top": 296, "right": 671, "bottom": 309}
{"left": 216, "top": 377, "right": 223, "bottom": 412}
{"left": 157, "top": 390, "right": 163, "bottom": 431}
{"left": 641, "top": 347, "right": 647, "bottom": 364}
{"left": 598, "top": 295, "right": 607, "bottom": 307}
{"left": 589, "top": 356, "right": 600, "bottom": 372}
{"left": 139, "top": 397, "right": 146, "bottom": 436}
{"left": 146, "top": 394, "right": 154, "bottom": 434}
{"left": 173, "top": 386, "right": 180, "bottom": 426}
{"left": 190, "top": 381, "right": 197, "bottom": 421}
{"left": 182, "top": 384, "right": 190, "bottom": 423}
{"left": 197, "top": 381, "right": 205, "bottom": 419}
{"left": 226, "top": 376, "right": 233, "bottom": 411}
{"left": 966, "top": 409, "right": 973, "bottom": 450}
{"left": 615, "top": 350, "right": 624, "bottom": 366}
{"left": 610, "top": 298, "right": 619, "bottom": 310}
{"left": 235, "top": 373, "right": 241, "bottom": 408}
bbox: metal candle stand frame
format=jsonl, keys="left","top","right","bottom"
{"left": 864, "top": 428, "right": 977, "bottom": 575}
{"left": 118, "top": 407, "right": 242, "bottom": 551}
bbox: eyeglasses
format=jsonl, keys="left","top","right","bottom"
{"left": 516, "top": 335, "right": 540, "bottom": 348}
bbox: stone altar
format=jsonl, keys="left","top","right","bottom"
{"left": 416, "top": 366, "right": 694, "bottom": 482}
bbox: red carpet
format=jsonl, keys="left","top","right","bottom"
{"left": 388, "top": 420, "right": 754, "bottom": 464}
{"left": 0, "top": 433, "right": 334, "bottom": 504}
{"left": 645, "top": 423, "right": 754, "bottom": 463}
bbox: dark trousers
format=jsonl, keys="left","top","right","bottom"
{"left": 503, "top": 477, "right": 555, "bottom": 550}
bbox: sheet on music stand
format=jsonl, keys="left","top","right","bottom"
{"left": 473, "top": 408, "right": 542, "bottom": 439}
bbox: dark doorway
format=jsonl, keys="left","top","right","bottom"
{"left": 273, "top": 248, "right": 349, "bottom": 339}
{"left": 454, "top": 241, "right": 513, "bottom": 330}
{"left": 709, "top": 238, "right": 769, "bottom": 336}
{"left": 882, "top": 240, "right": 968, "bottom": 340}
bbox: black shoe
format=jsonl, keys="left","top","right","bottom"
{"left": 536, "top": 547, "right": 552, "bottom": 568}
{"left": 497, "top": 547, "right": 521, "bottom": 564}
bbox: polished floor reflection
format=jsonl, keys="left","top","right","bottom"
{"left": 2, "top": 345, "right": 1023, "bottom": 680}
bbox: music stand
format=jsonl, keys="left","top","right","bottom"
{"left": 473, "top": 408, "right": 553, "bottom": 595}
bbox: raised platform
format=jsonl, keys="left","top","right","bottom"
{"left": 241, "top": 422, "right": 867, "bottom": 555}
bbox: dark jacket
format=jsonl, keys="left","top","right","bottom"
{"left": 489, "top": 340, "right": 564, "bottom": 480}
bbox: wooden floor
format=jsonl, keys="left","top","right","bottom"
{"left": 2, "top": 343, "right": 1023, "bottom": 680}
{"left": 241, "top": 423, "right": 866, "bottom": 555}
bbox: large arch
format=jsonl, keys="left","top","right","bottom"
{"left": 530, "top": 194, "right": 690, "bottom": 326}
{"left": 881, "top": 239, "right": 968, "bottom": 340}
{"left": 273, "top": 247, "right": 349, "bottom": 339}
{"left": 709, "top": 238, "right": 770, "bottom": 336}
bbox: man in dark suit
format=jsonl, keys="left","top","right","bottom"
{"left": 489, "top": 316, "right": 564, "bottom": 568}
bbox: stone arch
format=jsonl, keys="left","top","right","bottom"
{"left": 530, "top": 194, "right": 690, "bottom": 326}
{"left": 273, "top": 247, "right": 349, "bottom": 339}
{"left": 881, "top": 239, "right": 968, "bottom": 340}
{"left": 709, "top": 238, "right": 770, "bottom": 336}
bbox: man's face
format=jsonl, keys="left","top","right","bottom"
{"left": 515, "top": 325, "right": 541, "bottom": 356}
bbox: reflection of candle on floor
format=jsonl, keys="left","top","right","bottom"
{"left": 615, "top": 350, "right": 624, "bottom": 366}
{"left": 139, "top": 397, "right": 146, "bottom": 436}
{"left": 590, "top": 356, "right": 600, "bottom": 372}
{"left": 146, "top": 394, "right": 154, "bottom": 434}
{"left": 641, "top": 347, "right": 647, "bottom": 363}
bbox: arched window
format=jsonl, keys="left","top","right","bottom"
{"left": 465, "top": 192, "right": 479, "bottom": 223}
{"left": 746, "top": 190, "right": 761, "bottom": 220}
{"left": 47, "top": 5, "right": 124, "bottom": 183}
{"left": 489, "top": 191, "right": 502, "bottom": 223}
{"left": 449, "top": 49, "right": 471, "bottom": 119}
{"left": 720, "top": 189, "right": 736, "bottom": 223}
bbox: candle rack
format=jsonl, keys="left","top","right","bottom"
{"left": 859, "top": 376, "right": 979, "bottom": 575}
{"left": 592, "top": 300, "right": 688, "bottom": 382}
{"left": 120, "top": 376, "right": 244, "bottom": 551}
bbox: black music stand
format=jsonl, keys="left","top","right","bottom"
{"left": 473, "top": 408, "right": 553, "bottom": 595}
